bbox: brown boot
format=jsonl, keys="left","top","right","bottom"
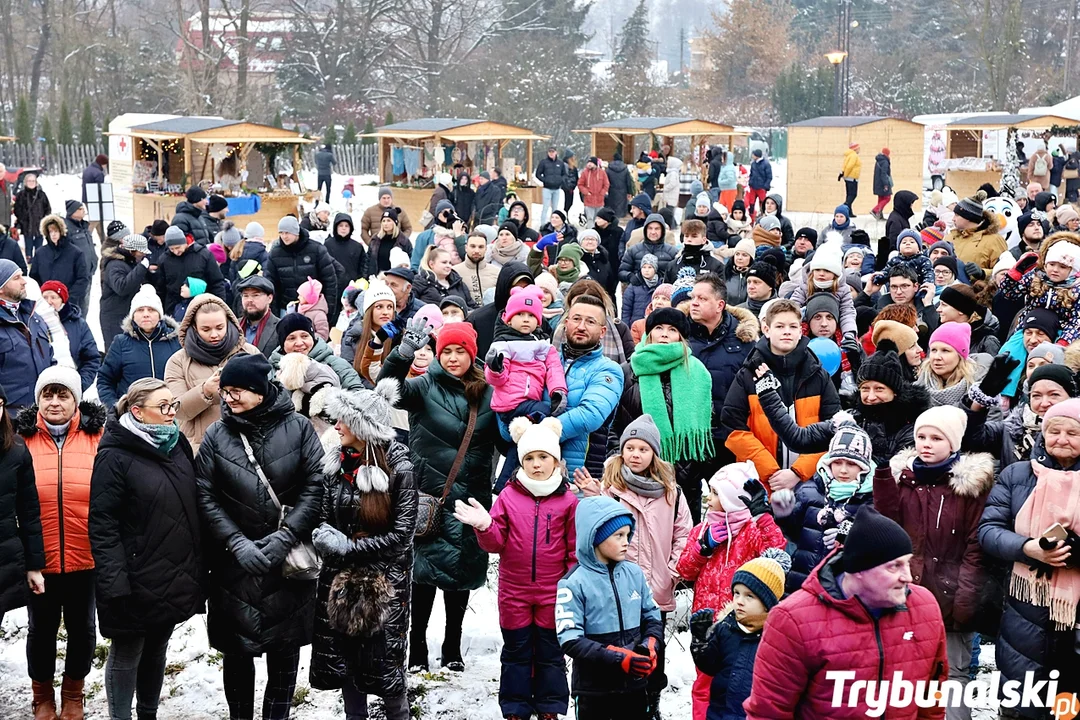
{"left": 57, "top": 676, "right": 84, "bottom": 720}
{"left": 31, "top": 680, "right": 58, "bottom": 720}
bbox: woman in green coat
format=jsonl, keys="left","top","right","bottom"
{"left": 378, "top": 319, "right": 495, "bottom": 673}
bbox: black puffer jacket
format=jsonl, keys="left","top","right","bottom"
{"left": 195, "top": 387, "right": 325, "bottom": 654}
{"left": 851, "top": 381, "right": 931, "bottom": 467}
{"left": 324, "top": 213, "right": 366, "bottom": 287}
{"left": 88, "top": 416, "right": 205, "bottom": 638}
{"left": 265, "top": 228, "right": 339, "bottom": 316}
{"left": 171, "top": 201, "right": 211, "bottom": 246}
{"left": 604, "top": 160, "right": 632, "bottom": 218}
{"left": 99, "top": 241, "right": 150, "bottom": 352}
{"left": 0, "top": 437, "right": 44, "bottom": 614}
{"left": 157, "top": 241, "right": 226, "bottom": 315}
{"left": 411, "top": 268, "right": 476, "bottom": 309}
{"left": 64, "top": 213, "right": 97, "bottom": 280}
{"left": 30, "top": 218, "right": 91, "bottom": 315}
{"left": 309, "top": 438, "right": 416, "bottom": 696}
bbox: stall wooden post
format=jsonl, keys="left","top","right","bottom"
{"left": 527, "top": 140, "right": 534, "bottom": 182}
{"left": 378, "top": 137, "right": 387, "bottom": 183}
{"left": 183, "top": 138, "right": 192, "bottom": 183}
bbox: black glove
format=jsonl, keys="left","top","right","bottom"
{"left": 255, "top": 527, "right": 297, "bottom": 567}
{"left": 978, "top": 354, "right": 1021, "bottom": 398}
{"left": 550, "top": 390, "right": 567, "bottom": 416}
{"left": 840, "top": 335, "right": 861, "bottom": 356}
{"left": 690, "top": 608, "right": 715, "bottom": 642}
{"left": 1063, "top": 531, "right": 1080, "bottom": 569}
{"left": 837, "top": 173, "right": 844, "bottom": 182}
{"left": 230, "top": 536, "right": 272, "bottom": 576}
{"left": 739, "top": 478, "right": 772, "bottom": 518}
{"left": 486, "top": 352, "right": 505, "bottom": 373}
{"left": 698, "top": 529, "right": 717, "bottom": 557}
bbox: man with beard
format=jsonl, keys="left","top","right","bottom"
{"left": 0, "top": 261, "right": 55, "bottom": 410}
{"left": 234, "top": 275, "right": 280, "bottom": 356}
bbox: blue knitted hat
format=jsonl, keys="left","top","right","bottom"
{"left": 594, "top": 514, "right": 634, "bottom": 546}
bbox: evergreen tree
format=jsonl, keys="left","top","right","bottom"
{"left": 79, "top": 99, "right": 95, "bottom": 145}
{"left": 14, "top": 96, "right": 32, "bottom": 144}
{"left": 772, "top": 64, "right": 832, "bottom": 124}
{"left": 58, "top": 101, "right": 74, "bottom": 145}
{"left": 362, "top": 118, "right": 375, "bottom": 144}
{"left": 323, "top": 124, "right": 339, "bottom": 144}
{"left": 272, "top": 110, "right": 283, "bottom": 128}
{"left": 604, "top": 0, "right": 669, "bottom": 117}
{"left": 342, "top": 120, "right": 357, "bottom": 144}
{"left": 384, "top": 110, "right": 394, "bottom": 126}
{"left": 42, "top": 116, "right": 55, "bottom": 147}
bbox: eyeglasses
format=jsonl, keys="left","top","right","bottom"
{"left": 889, "top": 282, "right": 914, "bottom": 292}
{"left": 142, "top": 401, "right": 181, "bottom": 415}
{"left": 566, "top": 314, "right": 601, "bottom": 329}
{"left": 222, "top": 388, "right": 247, "bottom": 402}
{"left": 933, "top": 268, "right": 953, "bottom": 277}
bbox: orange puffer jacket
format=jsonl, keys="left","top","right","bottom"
{"left": 15, "top": 402, "right": 106, "bottom": 574}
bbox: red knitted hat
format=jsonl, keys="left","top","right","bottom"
{"left": 40, "top": 280, "right": 69, "bottom": 303}
{"left": 436, "top": 321, "right": 478, "bottom": 362}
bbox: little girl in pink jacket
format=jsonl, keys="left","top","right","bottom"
{"left": 454, "top": 416, "right": 577, "bottom": 720}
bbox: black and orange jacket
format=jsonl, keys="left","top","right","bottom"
{"left": 721, "top": 337, "right": 841, "bottom": 490}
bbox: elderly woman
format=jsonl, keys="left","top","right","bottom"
{"left": 270, "top": 312, "right": 363, "bottom": 391}
{"left": 97, "top": 285, "right": 181, "bottom": 410}
{"left": 165, "top": 294, "right": 259, "bottom": 454}
{"left": 378, "top": 321, "right": 495, "bottom": 672}
{"left": 979, "top": 398, "right": 1080, "bottom": 716}
{"left": 14, "top": 366, "right": 106, "bottom": 720}
{"left": 89, "top": 378, "right": 204, "bottom": 720}
{"left": 196, "top": 353, "right": 325, "bottom": 720}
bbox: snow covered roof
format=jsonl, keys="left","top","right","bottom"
{"left": 947, "top": 114, "right": 1080, "bottom": 130}
{"left": 370, "top": 118, "right": 546, "bottom": 141}
{"left": 123, "top": 117, "right": 312, "bottom": 143}
{"left": 130, "top": 118, "right": 239, "bottom": 135}
{"left": 378, "top": 118, "right": 485, "bottom": 133}
{"left": 579, "top": 117, "right": 740, "bottom": 135}
{"left": 788, "top": 116, "right": 895, "bottom": 128}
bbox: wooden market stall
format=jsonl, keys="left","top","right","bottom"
{"left": 786, "top": 116, "right": 923, "bottom": 216}
{"left": 942, "top": 114, "right": 1079, "bottom": 199}
{"left": 107, "top": 114, "right": 313, "bottom": 233}
{"left": 367, "top": 118, "right": 548, "bottom": 225}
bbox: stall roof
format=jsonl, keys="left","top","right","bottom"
{"left": 946, "top": 114, "right": 1080, "bottom": 130}
{"left": 575, "top": 117, "right": 744, "bottom": 136}
{"left": 122, "top": 117, "right": 313, "bottom": 143}
{"left": 368, "top": 118, "right": 547, "bottom": 142}
{"left": 787, "top": 116, "right": 918, "bottom": 128}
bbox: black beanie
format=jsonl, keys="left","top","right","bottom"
{"left": 1028, "top": 364, "right": 1078, "bottom": 397}
{"left": 939, "top": 284, "right": 980, "bottom": 318}
{"left": 841, "top": 506, "right": 914, "bottom": 574}
{"left": 795, "top": 227, "right": 818, "bottom": 246}
{"left": 207, "top": 194, "right": 229, "bottom": 213}
{"left": 857, "top": 348, "right": 907, "bottom": 393}
{"left": 596, "top": 207, "right": 617, "bottom": 224}
{"left": 953, "top": 191, "right": 987, "bottom": 224}
{"left": 276, "top": 312, "right": 316, "bottom": 350}
{"left": 932, "top": 255, "right": 958, "bottom": 278}
{"left": 747, "top": 261, "right": 778, "bottom": 290}
{"left": 186, "top": 186, "right": 208, "bottom": 204}
{"left": 150, "top": 219, "right": 170, "bottom": 236}
{"left": 645, "top": 306, "right": 691, "bottom": 339}
{"left": 498, "top": 220, "right": 520, "bottom": 237}
{"left": 219, "top": 353, "right": 272, "bottom": 397}
{"left": 1021, "top": 307, "right": 1062, "bottom": 340}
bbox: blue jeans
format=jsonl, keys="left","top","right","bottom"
{"left": 541, "top": 188, "right": 561, "bottom": 225}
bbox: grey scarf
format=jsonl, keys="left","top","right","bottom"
{"left": 925, "top": 377, "right": 970, "bottom": 408}
{"left": 621, "top": 466, "right": 666, "bottom": 498}
{"left": 185, "top": 322, "right": 241, "bottom": 367}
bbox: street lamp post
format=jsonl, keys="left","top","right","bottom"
{"left": 825, "top": 51, "right": 848, "bottom": 116}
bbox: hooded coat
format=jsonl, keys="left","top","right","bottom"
{"left": 604, "top": 158, "right": 633, "bottom": 217}
{"left": 0, "top": 435, "right": 45, "bottom": 614}
{"left": 452, "top": 173, "right": 476, "bottom": 222}
{"left": 473, "top": 179, "right": 505, "bottom": 225}
{"left": 377, "top": 349, "right": 496, "bottom": 590}
{"left": 872, "top": 152, "right": 892, "bottom": 197}
{"left": 63, "top": 210, "right": 97, "bottom": 283}
{"left": 195, "top": 386, "right": 324, "bottom": 654}
{"left": 619, "top": 221, "right": 679, "bottom": 283}
{"left": 309, "top": 434, "right": 417, "bottom": 697}
{"left": 99, "top": 241, "right": 150, "bottom": 351}
{"left": 31, "top": 214, "right": 91, "bottom": 315}
{"left": 363, "top": 227, "right": 413, "bottom": 279}
{"left": 579, "top": 165, "right": 610, "bottom": 208}
{"left": 945, "top": 213, "right": 1008, "bottom": 274}
{"left": 157, "top": 240, "right": 226, "bottom": 315}
{"left": 468, "top": 261, "right": 534, "bottom": 360}
{"left": 96, "top": 317, "right": 181, "bottom": 410}
{"left": 691, "top": 605, "right": 762, "bottom": 720}
{"left": 765, "top": 194, "right": 794, "bottom": 248}
{"left": 265, "top": 227, "right": 339, "bottom": 318}
{"left": 884, "top": 190, "right": 918, "bottom": 251}
{"left": 170, "top": 201, "right": 212, "bottom": 246}
{"left": 88, "top": 415, "right": 205, "bottom": 638}
{"left": 324, "top": 213, "right": 366, "bottom": 285}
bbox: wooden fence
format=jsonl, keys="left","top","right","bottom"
{"left": 301, "top": 144, "right": 378, "bottom": 176}
{"left": 0, "top": 143, "right": 105, "bottom": 174}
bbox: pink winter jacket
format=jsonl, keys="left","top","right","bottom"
{"left": 475, "top": 479, "right": 578, "bottom": 629}
{"left": 582, "top": 484, "right": 693, "bottom": 611}
{"left": 485, "top": 338, "right": 569, "bottom": 412}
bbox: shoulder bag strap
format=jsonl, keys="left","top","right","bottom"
{"left": 239, "top": 432, "right": 283, "bottom": 513}
{"left": 438, "top": 403, "right": 479, "bottom": 504}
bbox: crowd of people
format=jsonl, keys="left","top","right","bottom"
{"left": 0, "top": 144, "right": 1079, "bottom": 720}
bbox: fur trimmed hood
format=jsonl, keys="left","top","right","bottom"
{"left": 39, "top": 213, "right": 66, "bottom": 238}
{"left": 728, "top": 304, "right": 760, "bottom": 343}
{"left": 888, "top": 447, "right": 996, "bottom": 498}
{"left": 120, "top": 314, "right": 180, "bottom": 340}
{"left": 1038, "top": 231, "right": 1080, "bottom": 269}
{"left": 14, "top": 400, "right": 107, "bottom": 438}
{"left": 321, "top": 380, "right": 401, "bottom": 448}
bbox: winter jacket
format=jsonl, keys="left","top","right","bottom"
{"left": 872, "top": 153, "right": 892, "bottom": 196}
{"left": 453, "top": 256, "right": 500, "bottom": 306}
{"left": 240, "top": 311, "right": 280, "bottom": 357}
{"left": 202, "top": 211, "right": 223, "bottom": 242}
{"left": 964, "top": 401, "right": 1041, "bottom": 470}
{"left": 309, "top": 437, "right": 417, "bottom": 696}
{"left": 885, "top": 252, "right": 934, "bottom": 287}
{"left": 360, "top": 203, "right": 413, "bottom": 244}
{"left": 691, "top": 606, "right": 762, "bottom": 720}
{"left": 0, "top": 437, "right": 45, "bottom": 614}
{"left": 0, "top": 233, "right": 25, "bottom": 275}
{"left": 409, "top": 225, "right": 465, "bottom": 272}
{"left": 31, "top": 216, "right": 91, "bottom": 315}
{"left": 195, "top": 386, "right": 323, "bottom": 654}
{"left": 789, "top": 285, "right": 858, "bottom": 338}
{"left": 689, "top": 309, "right": 759, "bottom": 451}
{"left": 0, "top": 298, "right": 56, "bottom": 410}
{"left": 998, "top": 234, "right": 1080, "bottom": 343}
{"left": 556, "top": 497, "right": 664, "bottom": 697}
{"left": 744, "top": 551, "right": 948, "bottom": 720}
{"left": 170, "top": 201, "right": 211, "bottom": 246}
{"left": 485, "top": 325, "right": 567, "bottom": 412}
{"left": 59, "top": 302, "right": 101, "bottom": 391}
{"left": 63, "top": 210, "right": 96, "bottom": 277}
{"left": 579, "top": 166, "right": 610, "bottom": 208}
{"left": 410, "top": 268, "right": 475, "bottom": 309}
{"left": 268, "top": 336, "right": 363, "bottom": 391}
{"left": 621, "top": 280, "right": 656, "bottom": 326}
{"left": 852, "top": 382, "right": 931, "bottom": 466}
{"left": 945, "top": 218, "right": 1008, "bottom": 275}
{"left": 702, "top": 208, "right": 732, "bottom": 249}
{"left": 15, "top": 401, "right": 106, "bottom": 575}
{"left": 885, "top": 190, "right": 918, "bottom": 251}
{"left": 378, "top": 349, "right": 496, "bottom": 591}
{"left": 748, "top": 157, "right": 772, "bottom": 191}
{"left": 559, "top": 345, "right": 624, "bottom": 477}
{"left": 363, "top": 230, "right": 413, "bottom": 279}
{"left": 13, "top": 185, "right": 51, "bottom": 238}
{"left": 230, "top": 238, "right": 269, "bottom": 281}
{"left": 978, "top": 445, "right": 1080, "bottom": 712}
{"left": 619, "top": 237, "right": 678, "bottom": 283}
{"left": 475, "top": 478, "right": 578, "bottom": 628}
{"left": 874, "top": 447, "right": 995, "bottom": 631}
{"left": 581, "top": 247, "right": 616, "bottom": 300}
{"left": 99, "top": 243, "right": 150, "bottom": 351}
{"left": 451, "top": 177, "right": 475, "bottom": 224}
{"left": 165, "top": 295, "right": 260, "bottom": 454}
{"left": 1027, "top": 149, "right": 1052, "bottom": 188}
{"left": 722, "top": 337, "right": 842, "bottom": 488}
{"left": 536, "top": 155, "right": 567, "bottom": 191}
{"left": 96, "top": 317, "right": 181, "bottom": 410}
{"left": 604, "top": 160, "right": 633, "bottom": 217}
{"left": 81, "top": 161, "right": 106, "bottom": 203}
{"left": 324, "top": 213, "right": 366, "bottom": 282}
{"left": 841, "top": 149, "right": 861, "bottom": 181}
{"left": 157, "top": 241, "right": 226, "bottom": 315}
{"left": 315, "top": 148, "right": 336, "bottom": 176}
{"left": 665, "top": 246, "right": 723, "bottom": 284}
{"left": 723, "top": 260, "right": 750, "bottom": 307}
{"left": 970, "top": 313, "right": 1002, "bottom": 355}
{"left": 469, "top": 261, "right": 534, "bottom": 361}
{"left": 265, "top": 228, "right": 339, "bottom": 316}
{"left": 88, "top": 416, "right": 204, "bottom": 638}
{"left": 718, "top": 156, "right": 737, "bottom": 191}
{"left": 473, "top": 181, "right": 504, "bottom": 226}
{"left": 678, "top": 513, "right": 785, "bottom": 613}
{"left": 427, "top": 184, "right": 453, "bottom": 222}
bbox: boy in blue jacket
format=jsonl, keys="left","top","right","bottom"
{"left": 556, "top": 496, "right": 664, "bottom": 720}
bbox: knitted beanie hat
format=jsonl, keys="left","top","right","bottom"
{"left": 128, "top": 284, "right": 164, "bottom": 318}
{"left": 795, "top": 227, "right": 818, "bottom": 246}
{"left": 757, "top": 215, "right": 781, "bottom": 232}
{"left": 805, "top": 292, "right": 841, "bottom": 323}
{"left": 219, "top": 353, "right": 272, "bottom": 397}
{"left": 650, "top": 283, "right": 675, "bottom": 302}
{"left": 914, "top": 406, "right": 968, "bottom": 454}
{"left": 35, "top": 365, "right": 83, "bottom": 405}
{"left": 436, "top": 321, "right": 478, "bottom": 361}
{"left": 277, "top": 215, "right": 300, "bottom": 235}
{"left": 594, "top": 513, "right": 634, "bottom": 546}
{"left": 503, "top": 285, "right": 544, "bottom": 324}
{"left": 747, "top": 262, "right": 778, "bottom": 290}
{"left": 921, "top": 227, "right": 945, "bottom": 247}
{"left": 871, "top": 319, "right": 919, "bottom": 354}
{"left": 827, "top": 419, "right": 875, "bottom": 472}
{"left": 939, "top": 284, "right": 980, "bottom": 319}
{"left": 1046, "top": 239, "right": 1080, "bottom": 271}
{"left": 1028, "top": 364, "right": 1077, "bottom": 397}
{"left": 933, "top": 256, "right": 959, "bottom": 279}
{"left": 107, "top": 221, "right": 130, "bottom": 241}
{"left": 1027, "top": 341, "right": 1066, "bottom": 367}
{"left": 841, "top": 506, "right": 913, "bottom": 574}
{"left": 857, "top": 346, "right": 907, "bottom": 393}
{"left": 670, "top": 277, "right": 695, "bottom": 305}
{"left": 509, "top": 416, "right": 563, "bottom": 463}
{"left": 207, "top": 194, "right": 229, "bottom": 213}
{"left": 244, "top": 222, "right": 266, "bottom": 240}
{"left": 276, "top": 312, "right": 315, "bottom": 350}
{"left": 620, "top": 414, "right": 662, "bottom": 457}
{"left": 733, "top": 238, "right": 756, "bottom": 258}
{"left": 645, "top": 307, "right": 690, "bottom": 339}
{"left": 1043, "top": 398, "right": 1080, "bottom": 424}
{"left": 640, "top": 252, "right": 659, "bottom": 270}
{"left": 707, "top": 461, "right": 758, "bottom": 513}
{"left": 896, "top": 229, "right": 923, "bottom": 251}
{"left": 40, "top": 280, "right": 69, "bottom": 303}
{"left": 207, "top": 243, "right": 227, "bottom": 264}
{"left": 1021, "top": 307, "right": 1061, "bottom": 340}
{"left": 534, "top": 271, "right": 559, "bottom": 298}
{"left": 928, "top": 322, "right": 972, "bottom": 360}
{"left": 558, "top": 242, "right": 585, "bottom": 264}
{"left": 808, "top": 243, "right": 843, "bottom": 277}
{"left": 324, "top": 381, "right": 401, "bottom": 444}
{"left": 953, "top": 191, "right": 987, "bottom": 224}
{"left": 362, "top": 280, "right": 396, "bottom": 314}
{"left": 731, "top": 548, "right": 792, "bottom": 610}
{"left": 164, "top": 226, "right": 187, "bottom": 246}
{"left": 0, "top": 259, "right": 20, "bottom": 290}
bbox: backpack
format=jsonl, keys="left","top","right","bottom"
{"left": 1034, "top": 153, "right": 1049, "bottom": 177}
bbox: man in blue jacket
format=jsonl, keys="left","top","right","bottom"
{"left": 558, "top": 294, "right": 624, "bottom": 477}
{"left": 0, "top": 260, "right": 56, "bottom": 412}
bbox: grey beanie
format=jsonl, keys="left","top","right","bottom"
{"left": 324, "top": 382, "right": 401, "bottom": 444}
{"left": 0, "top": 258, "right": 21, "bottom": 290}
{"left": 164, "top": 226, "right": 188, "bottom": 246}
{"left": 278, "top": 215, "right": 300, "bottom": 235}
{"left": 218, "top": 223, "right": 243, "bottom": 248}
{"left": 244, "top": 221, "right": 266, "bottom": 239}
{"left": 758, "top": 215, "right": 782, "bottom": 232}
{"left": 378, "top": 186, "right": 393, "bottom": 199}
{"left": 640, "top": 253, "right": 659, "bottom": 270}
{"left": 620, "top": 414, "right": 662, "bottom": 457}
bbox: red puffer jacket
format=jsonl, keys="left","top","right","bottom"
{"left": 677, "top": 514, "right": 785, "bottom": 613}
{"left": 745, "top": 551, "right": 948, "bottom": 720}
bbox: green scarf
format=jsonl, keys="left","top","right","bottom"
{"left": 629, "top": 342, "right": 714, "bottom": 462}
{"left": 555, "top": 264, "right": 580, "bottom": 285}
